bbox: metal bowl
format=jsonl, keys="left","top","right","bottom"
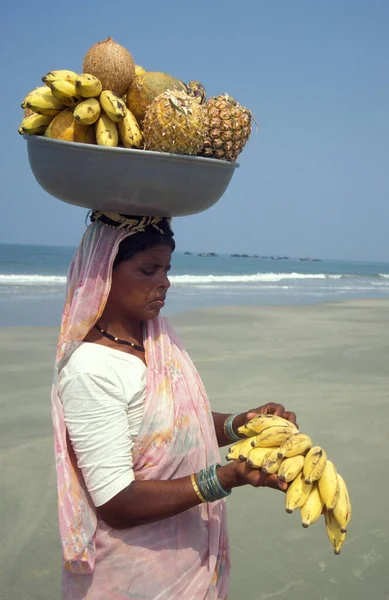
{"left": 25, "top": 136, "right": 239, "bottom": 217}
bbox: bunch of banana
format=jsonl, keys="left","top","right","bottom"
{"left": 49, "top": 80, "right": 81, "bottom": 109}
{"left": 237, "top": 413, "right": 297, "bottom": 437}
{"left": 42, "top": 70, "right": 78, "bottom": 85}
{"left": 22, "top": 86, "right": 64, "bottom": 116}
{"left": 277, "top": 454, "right": 305, "bottom": 482}
{"left": 226, "top": 437, "right": 258, "bottom": 461}
{"left": 19, "top": 86, "right": 62, "bottom": 135}
{"left": 75, "top": 74, "right": 103, "bottom": 98}
{"left": 19, "top": 70, "right": 143, "bottom": 149}
{"left": 73, "top": 99, "right": 101, "bottom": 126}
{"left": 225, "top": 412, "right": 352, "bottom": 554}
{"left": 18, "top": 113, "right": 53, "bottom": 136}
{"left": 95, "top": 113, "right": 119, "bottom": 147}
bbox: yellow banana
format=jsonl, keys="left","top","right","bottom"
{"left": 73, "top": 98, "right": 102, "bottom": 125}
{"left": 261, "top": 449, "right": 284, "bottom": 474}
{"left": 251, "top": 425, "right": 294, "bottom": 448}
{"left": 277, "top": 454, "right": 305, "bottom": 482}
{"left": 95, "top": 113, "right": 118, "bottom": 147}
{"left": 100, "top": 90, "right": 127, "bottom": 122}
{"left": 226, "top": 437, "right": 257, "bottom": 461}
{"left": 50, "top": 80, "right": 81, "bottom": 108}
{"left": 317, "top": 459, "right": 339, "bottom": 511}
{"left": 26, "top": 90, "right": 64, "bottom": 116}
{"left": 300, "top": 482, "right": 324, "bottom": 528}
{"left": 117, "top": 109, "right": 143, "bottom": 148}
{"left": 324, "top": 509, "right": 347, "bottom": 555}
{"left": 18, "top": 112, "right": 53, "bottom": 135}
{"left": 21, "top": 85, "right": 51, "bottom": 109}
{"left": 277, "top": 432, "right": 312, "bottom": 459}
{"left": 241, "top": 413, "right": 297, "bottom": 437}
{"left": 303, "top": 446, "right": 327, "bottom": 484}
{"left": 236, "top": 424, "right": 255, "bottom": 437}
{"left": 285, "top": 471, "right": 313, "bottom": 513}
{"left": 247, "top": 446, "right": 278, "bottom": 469}
{"left": 75, "top": 74, "right": 103, "bottom": 98}
{"left": 332, "top": 474, "right": 352, "bottom": 533}
{"left": 42, "top": 69, "right": 78, "bottom": 85}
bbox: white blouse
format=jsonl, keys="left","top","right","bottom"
{"left": 59, "top": 343, "right": 146, "bottom": 507}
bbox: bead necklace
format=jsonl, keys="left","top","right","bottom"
{"left": 94, "top": 323, "right": 145, "bottom": 352}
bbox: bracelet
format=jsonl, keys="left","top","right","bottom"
{"left": 223, "top": 412, "right": 242, "bottom": 442}
{"left": 191, "top": 473, "right": 207, "bottom": 503}
{"left": 196, "top": 464, "right": 232, "bottom": 503}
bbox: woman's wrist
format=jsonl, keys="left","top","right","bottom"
{"left": 223, "top": 412, "right": 247, "bottom": 442}
{"left": 194, "top": 464, "right": 232, "bottom": 502}
{"left": 231, "top": 412, "right": 246, "bottom": 436}
{"left": 216, "top": 462, "right": 244, "bottom": 491}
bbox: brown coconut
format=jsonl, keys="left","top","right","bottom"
{"left": 82, "top": 37, "right": 135, "bottom": 97}
{"left": 44, "top": 109, "right": 96, "bottom": 144}
{"left": 126, "top": 72, "right": 187, "bottom": 124}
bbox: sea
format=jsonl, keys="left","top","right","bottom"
{"left": 0, "top": 242, "right": 389, "bottom": 327}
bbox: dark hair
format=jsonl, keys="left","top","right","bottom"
{"left": 113, "top": 232, "right": 175, "bottom": 268}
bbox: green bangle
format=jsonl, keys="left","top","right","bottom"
{"left": 197, "top": 464, "right": 232, "bottom": 502}
{"left": 223, "top": 413, "right": 241, "bottom": 442}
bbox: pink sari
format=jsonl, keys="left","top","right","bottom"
{"left": 51, "top": 221, "right": 230, "bottom": 599}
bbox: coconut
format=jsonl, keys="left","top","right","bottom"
{"left": 82, "top": 37, "right": 135, "bottom": 97}
{"left": 126, "top": 72, "right": 187, "bottom": 124}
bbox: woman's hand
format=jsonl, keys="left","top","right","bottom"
{"left": 213, "top": 403, "right": 298, "bottom": 448}
{"left": 217, "top": 460, "right": 288, "bottom": 493}
{"left": 245, "top": 402, "right": 298, "bottom": 428}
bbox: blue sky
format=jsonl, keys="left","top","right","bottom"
{"left": 1, "top": 0, "right": 388, "bottom": 261}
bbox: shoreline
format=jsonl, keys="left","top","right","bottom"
{"left": 1, "top": 299, "right": 389, "bottom": 599}
{"left": 1, "top": 294, "right": 389, "bottom": 328}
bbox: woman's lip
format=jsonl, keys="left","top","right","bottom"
{"left": 150, "top": 299, "right": 165, "bottom": 306}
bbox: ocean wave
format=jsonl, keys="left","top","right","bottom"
{"left": 0, "top": 274, "right": 67, "bottom": 285}
{"left": 1, "top": 272, "right": 388, "bottom": 287}
{"left": 170, "top": 272, "right": 354, "bottom": 285}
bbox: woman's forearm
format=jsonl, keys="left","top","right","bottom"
{"left": 97, "top": 462, "right": 239, "bottom": 529}
{"left": 212, "top": 411, "right": 246, "bottom": 446}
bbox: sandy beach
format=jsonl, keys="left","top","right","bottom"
{"left": 1, "top": 299, "right": 389, "bottom": 600}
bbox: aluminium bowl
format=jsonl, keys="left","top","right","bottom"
{"left": 25, "top": 136, "right": 239, "bottom": 217}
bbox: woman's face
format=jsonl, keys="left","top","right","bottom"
{"left": 106, "top": 244, "right": 172, "bottom": 322}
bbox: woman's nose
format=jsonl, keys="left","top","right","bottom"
{"left": 158, "top": 272, "right": 171, "bottom": 289}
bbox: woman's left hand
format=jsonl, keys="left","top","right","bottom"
{"left": 245, "top": 402, "right": 298, "bottom": 428}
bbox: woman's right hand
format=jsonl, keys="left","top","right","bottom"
{"left": 217, "top": 460, "right": 288, "bottom": 493}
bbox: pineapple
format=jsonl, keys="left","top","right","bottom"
{"left": 143, "top": 90, "right": 206, "bottom": 155}
{"left": 186, "top": 80, "right": 207, "bottom": 104}
{"left": 201, "top": 94, "right": 253, "bottom": 162}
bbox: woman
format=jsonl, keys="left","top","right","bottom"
{"left": 52, "top": 211, "right": 297, "bottom": 599}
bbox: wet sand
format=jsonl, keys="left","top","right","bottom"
{"left": 1, "top": 299, "right": 389, "bottom": 599}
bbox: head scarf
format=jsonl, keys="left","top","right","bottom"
{"left": 90, "top": 211, "right": 174, "bottom": 237}
{"left": 56, "top": 214, "right": 173, "bottom": 371}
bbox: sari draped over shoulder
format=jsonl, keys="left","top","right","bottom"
{"left": 51, "top": 221, "right": 231, "bottom": 599}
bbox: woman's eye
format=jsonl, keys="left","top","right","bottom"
{"left": 141, "top": 269, "right": 155, "bottom": 276}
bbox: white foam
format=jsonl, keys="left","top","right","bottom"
{"left": 1, "top": 272, "right": 387, "bottom": 289}
{"left": 170, "top": 272, "right": 343, "bottom": 285}
{"left": 0, "top": 274, "right": 66, "bottom": 285}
